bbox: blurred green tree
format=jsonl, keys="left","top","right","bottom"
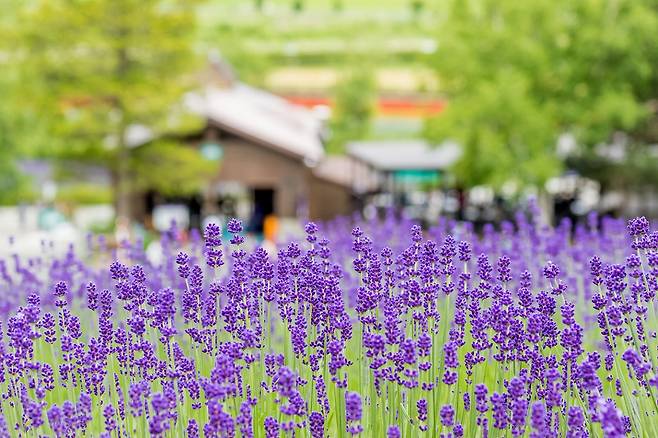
{"left": 0, "top": 113, "right": 32, "bottom": 205}
{"left": 130, "top": 141, "right": 217, "bottom": 197}
{"left": 0, "top": 4, "right": 21, "bottom": 204}
{"left": 0, "top": 71, "right": 24, "bottom": 204}
{"left": 292, "top": 0, "right": 304, "bottom": 13}
{"left": 426, "top": 0, "right": 658, "bottom": 190}
{"left": 410, "top": 1, "right": 425, "bottom": 19}
{"left": 0, "top": 2, "right": 45, "bottom": 204}
{"left": 16, "top": 0, "right": 213, "bottom": 217}
{"left": 327, "top": 69, "right": 377, "bottom": 154}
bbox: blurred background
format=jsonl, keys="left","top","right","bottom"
{"left": 1, "top": 0, "right": 658, "bottom": 252}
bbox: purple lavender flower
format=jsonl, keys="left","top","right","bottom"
{"left": 227, "top": 218, "right": 245, "bottom": 245}
{"left": 345, "top": 391, "right": 363, "bottom": 435}
{"left": 176, "top": 252, "right": 191, "bottom": 278}
{"left": 187, "top": 419, "right": 200, "bottom": 438}
{"left": 204, "top": 223, "right": 224, "bottom": 268}
{"left": 628, "top": 216, "right": 650, "bottom": 237}
{"left": 103, "top": 404, "right": 116, "bottom": 434}
{"left": 387, "top": 425, "right": 401, "bottom": 438}
{"left": 264, "top": 417, "right": 280, "bottom": 438}
{"left": 440, "top": 404, "right": 455, "bottom": 427}
{"left": 309, "top": 411, "right": 325, "bottom": 438}
{"left": 0, "top": 212, "right": 654, "bottom": 437}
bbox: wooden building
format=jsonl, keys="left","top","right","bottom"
{"left": 143, "top": 81, "right": 377, "bottom": 231}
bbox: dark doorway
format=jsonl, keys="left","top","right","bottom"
{"left": 250, "top": 188, "right": 275, "bottom": 234}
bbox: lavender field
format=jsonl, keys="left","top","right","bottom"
{"left": 1, "top": 208, "right": 657, "bottom": 438}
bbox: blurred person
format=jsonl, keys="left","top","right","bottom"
{"left": 263, "top": 214, "right": 279, "bottom": 243}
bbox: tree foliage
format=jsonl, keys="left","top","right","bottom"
{"left": 327, "top": 69, "right": 376, "bottom": 154}
{"left": 130, "top": 141, "right": 218, "bottom": 197}
{"left": 0, "top": 3, "right": 34, "bottom": 204}
{"left": 426, "top": 0, "right": 658, "bottom": 189}
{"left": 0, "top": 77, "right": 27, "bottom": 204}
{"left": 14, "top": 0, "right": 210, "bottom": 214}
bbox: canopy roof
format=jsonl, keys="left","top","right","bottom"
{"left": 347, "top": 140, "right": 461, "bottom": 171}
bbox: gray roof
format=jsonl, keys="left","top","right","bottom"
{"left": 347, "top": 140, "right": 461, "bottom": 171}
{"left": 312, "top": 155, "right": 379, "bottom": 192}
{"left": 184, "top": 84, "right": 325, "bottom": 164}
